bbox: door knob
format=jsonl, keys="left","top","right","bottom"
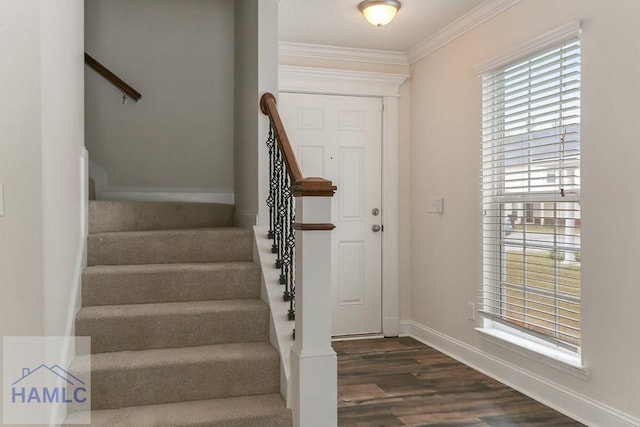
{"left": 371, "top": 224, "right": 381, "bottom": 232}
{"left": 371, "top": 208, "right": 380, "bottom": 216}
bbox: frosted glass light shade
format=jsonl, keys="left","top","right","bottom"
{"left": 358, "top": 0, "right": 401, "bottom": 27}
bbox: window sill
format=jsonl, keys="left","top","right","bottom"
{"left": 476, "top": 326, "right": 588, "bottom": 379}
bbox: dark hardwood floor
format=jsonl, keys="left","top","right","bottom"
{"left": 335, "top": 337, "right": 584, "bottom": 426}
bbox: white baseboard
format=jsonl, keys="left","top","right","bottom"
{"left": 98, "top": 189, "right": 234, "bottom": 204}
{"left": 51, "top": 150, "right": 89, "bottom": 426}
{"left": 254, "top": 226, "right": 294, "bottom": 405}
{"left": 399, "top": 320, "right": 640, "bottom": 427}
{"left": 50, "top": 234, "right": 86, "bottom": 427}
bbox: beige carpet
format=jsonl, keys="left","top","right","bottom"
{"left": 65, "top": 200, "right": 292, "bottom": 426}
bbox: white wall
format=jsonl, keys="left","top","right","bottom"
{"left": 234, "top": 0, "right": 279, "bottom": 227}
{"left": 0, "top": 0, "right": 85, "bottom": 422}
{"left": 85, "top": 0, "right": 234, "bottom": 198}
{"left": 41, "top": 0, "right": 85, "bottom": 339}
{"left": 408, "top": 0, "right": 640, "bottom": 423}
{"left": 0, "top": 1, "right": 45, "bottom": 341}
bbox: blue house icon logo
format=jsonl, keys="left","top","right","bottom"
{"left": 11, "top": 365, "right": 88, "bottom": 404}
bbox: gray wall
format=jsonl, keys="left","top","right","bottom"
{"left": 233, "top": 0, "right": 258, "bottom": 225}
{"left": 85, "top": 0, "right": 234, "bottom": 196}
{"left": 233, "top": 0, "right": 278, "bottom": 227}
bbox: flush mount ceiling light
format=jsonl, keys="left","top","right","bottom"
{"left": 358, "top": 0, "right": 401, "bottom": 27}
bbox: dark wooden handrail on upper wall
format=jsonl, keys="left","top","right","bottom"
{"left": 260, "top": 93, "right": 335, "bottom": 197}
{"left": 84, "top": 52, "right": 142, "bottom": 102}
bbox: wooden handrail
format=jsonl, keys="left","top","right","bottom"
{"left": 84, "top": 52, "right": 142, "bottom": 102}
{"left": 260, "top": 93, "right": 336, "bottom": 197}
{"left": 260, "top": 93, "right": 303, "bottom": 182}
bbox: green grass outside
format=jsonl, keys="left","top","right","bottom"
{"left": 503, "top": 249, "right": 581, "bottom": 345}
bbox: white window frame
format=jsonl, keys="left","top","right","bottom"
{"left": 475, "top": 21, "right": 584, "bottom": 370}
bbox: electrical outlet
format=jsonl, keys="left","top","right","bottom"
{"left": 467, "top": 302, "right": 476, "bottom": 321}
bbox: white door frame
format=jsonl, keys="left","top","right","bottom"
{"left": 279, "top": 65, "right": 408, "bottom": 336}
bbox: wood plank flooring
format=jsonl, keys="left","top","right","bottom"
{"left": 335, "top": 337, "right": 584, "bottom": 426}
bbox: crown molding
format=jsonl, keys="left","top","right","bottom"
{"left": 278, "top": 0, "right": 519, "bottom": 68}
{"left": 279, "top": 41, "right": 409, "bottom": 66}
{"left": 279, "top": 66, "right": 408, "bottom": 97}
{"left": 475, "top": 20, "right": 582, "bottom": 76}
{"left": 408, "top": 0, "right": 522, "bottom": 64}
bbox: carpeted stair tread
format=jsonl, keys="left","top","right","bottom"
{"left": 76, "top": 299, "right": 269, "bottom": 353}
{"left": 64, "top": 393, "right": 292, "bottom": 427}
{"left": 76, "top": 201, "right": 291, "bottom": 425}
{"left": 89, "top": 342, "right": 280, "bottom": 410}
{"left": 89, "top": 200, "right": 234, "bottom": 233}
{"left": 82, "top": 262, "right": 260, "bottom": 306}
{"left": 87, "top": 227, "right": 253, "bottom": 266}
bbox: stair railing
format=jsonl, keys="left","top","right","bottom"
{"left": 260, "top": 92, "right": 338, "bottom": 427}
{"left": 85, "top": 52, "right": 142, "bottom": 103}
{"left": 260, "top": 93, "right": 336, "bottom": 323}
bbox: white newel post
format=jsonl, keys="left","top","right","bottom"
{"left": 290, "top": 178, "right": 337, "bottom": 427}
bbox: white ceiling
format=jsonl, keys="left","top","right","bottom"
{"left": 279, "top": 0, "right": 484, "bottom": 52}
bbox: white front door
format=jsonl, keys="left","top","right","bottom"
{"left": 279, "top": 92, "right": 383, "bottom": 336}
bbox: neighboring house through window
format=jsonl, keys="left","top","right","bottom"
{"left": 478, "top": 25, "right": 582, "bottom": 366}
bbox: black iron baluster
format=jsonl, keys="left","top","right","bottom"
{"left": 277, "top": 156, "right": 288, "bottom": 292}
{"left": 287, "top": 193, "right": 296, "bottom": 321}
{"left": 265, "top": 120, "right": 297, "bottom": 336}
{"left": 273, "top": 147, "right": 283, "bottom": 261}
{"left": 266, "top": 125, "right": 276, "bottom": 240}
{"left": 282, "top": 173, "right": 292, "bottom": 305}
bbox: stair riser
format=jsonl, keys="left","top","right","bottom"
{"left": 76, "top": 201, "right": 289, "bottom": 424}
{"left": 64, "top": 394, "right": 292, "bottom": 427}
{"left": 190, "top": 416, "right": 292, "bottom": 427}
{"left": 76, "top": 305, "right": 269, "bottom": 353}
{"left": 91, "top": 356, "right": 280, "bottom": 410}
{"left": 87, "top": 230, "right": 253, "bottom": 266}
{"left": 82, "top": 264, "right": 260, "bottom": 306}
{"left": 89, "top": 201, "right": 234, "bottom": 233}
{"left": 66, "top": 412, "right": 292, "bottom": 427}
{"left": 70, "top": 415, "right": 292, "bottom": 427}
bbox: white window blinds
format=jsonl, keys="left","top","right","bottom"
{"left": 480, "top": 37, "right": 582, "bottom": 351}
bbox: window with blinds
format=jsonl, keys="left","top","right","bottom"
{"left": 480, "top": 37, "right": 581, "bottom": 353}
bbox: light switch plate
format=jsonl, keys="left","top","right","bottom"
{"left": 427, "top": 197, "right": 444, "bottom": 214}
{"left": 0, "top": 184, "right": 4, "bottom": 217}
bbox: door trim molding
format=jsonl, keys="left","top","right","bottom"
{"left": 279, "top": 65, "right": 408, "bottom": 336}
{"left": 279, "top": 66, "right": 408, "bottom": 98}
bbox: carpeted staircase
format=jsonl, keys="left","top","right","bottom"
{"left": 65, "top": 200, "right": 292, "bottom": 426}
